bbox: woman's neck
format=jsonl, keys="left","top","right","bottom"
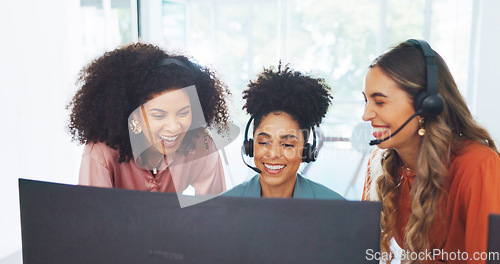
{"left": 396, "top": 146, "right": 419, "bottom": 171}
{"left": 259, "top": 175, "right": 296, "bottom": 198}
{"left": 140, "top": 147, "right": 165, "bottom": 167}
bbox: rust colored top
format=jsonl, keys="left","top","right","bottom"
{"left": 363, "top": 141, "right": 500, "bottom": 263}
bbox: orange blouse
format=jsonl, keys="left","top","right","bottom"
{"left": 363, "top": 141, "right": 500, "bottom": 264}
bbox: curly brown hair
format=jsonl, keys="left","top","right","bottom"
{"left": 67, "top": 42, "right": 231, "bottom": 162}
{"left": 242, "top": 63, "right": 332, "bottom": 135}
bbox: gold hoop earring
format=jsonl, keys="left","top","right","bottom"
{"left": 418, "top": 118, "right": 425, "bottom": 136}
{"left": 129, "top": 120, "right": 142, "bottom": 134}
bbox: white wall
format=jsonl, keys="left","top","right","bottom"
{"left": 472, "top": 0, "right": 500, "bottom": 144}
{"left": 0, "top": 0, "right": 82, "bottom": 260}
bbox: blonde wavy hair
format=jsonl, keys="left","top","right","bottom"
{"left": 368, "top": 41, "right": 498, "bottom": 262}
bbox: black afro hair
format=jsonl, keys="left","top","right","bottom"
{"left": 242, "top": 63, "right": 332, "bottom": 130}
{"left": 67, "top": 42, "right": 231, "bottom": 162}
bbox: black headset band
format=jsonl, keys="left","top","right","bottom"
{"left": 407, "top": 39, "right": 439, "bottom": 97}
{"left": 155, "top": 58, "right": 192, "bottom": 71}
{"left": 311, "top": 126, "right": 317, "bottom": 149}
{"left": 244, "top": 115, "right": 254, "bottom": 143}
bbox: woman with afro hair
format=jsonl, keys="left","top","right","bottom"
{"left": 223, "top": 64, "right": 344, "bottom": 199}
{"left": 67, "top": 43, "right": 231, "bottom": 195}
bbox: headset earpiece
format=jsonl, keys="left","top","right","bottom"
{"left": 243, "top": 116, "right": 255, "bottom": 157}
{"left": 407, "top": 39, "right": 444, "bottom": 118}
{"left": 301, "top": 127, "right": 318, "bottom": 163}
{"left": 243, "top": 138, "right": 254, "bottom": 157}
{"left": 302, "top": 143, "right": 318, "bottom": 163}
{"left": 414, "top": 91, "right": 444, "bottom": 117}
{"left": 243, "top": 115, "right": 319, "bottom": 162}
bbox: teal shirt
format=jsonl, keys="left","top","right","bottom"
{"left": 222, "top": 174, "right": 344, "bottom": 200}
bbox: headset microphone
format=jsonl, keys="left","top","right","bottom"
{"left": 369, "top": 39, "right": 444, "bottom": 146}
{"left": 240, "top": 146, "right": 261, "bottom": 174}
{"left": 369, "top": 110, "right": 422, "bottom": 145}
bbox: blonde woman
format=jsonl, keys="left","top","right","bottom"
{"left": 362, "top": 39, "right": 500, "bottom": 263}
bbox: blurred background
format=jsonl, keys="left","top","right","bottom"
{"left": 1, "top": 0, "right": 499, "bottom": 262}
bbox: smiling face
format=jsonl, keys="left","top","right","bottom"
{"left": 253, "top": 112, "right": 304, "bottom": 197}
{"left": 135, "top": 88, "right": 192, "bottom": 155}
{"left": 362, "top": 66, "right": 422, "bottom": 152}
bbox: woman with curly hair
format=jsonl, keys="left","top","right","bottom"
{"left": 67, "top": 43, "right": 231, "bottom": 195}
{"left": 223, "top": 64, "right": 343, "bottom": 199}
{"left": 362, "top": 39, "right": 500, "bottom": 263}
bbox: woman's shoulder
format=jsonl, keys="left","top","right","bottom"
{"left": 221, "top": 175, "right": 260, "bottom": 197}
{"left": 83, "top": 141, "right": 120, "bottom": 163}
{"left": 450, "top": 140, "right": 500, "bottom": 182}
{"left": 452, "top": 140, "right": 499, "bottom": 165}
{"left": 297, "top": 175, "right": 345, "bottom": 200}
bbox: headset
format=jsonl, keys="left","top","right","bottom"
{"left": 242, "top": 115, "right": 318, "bottom": 163}
{"left": 369, "top": 39, "right": 444, "bottom": 145}
{"left": 407, "top": 39, "right": 444, "bottom": 118}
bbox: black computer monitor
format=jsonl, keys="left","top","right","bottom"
{"left": 19, "top": 178, "right": 381, "bottom": 264}
{"left": 489, "top": 214, "right": 500, "bottom": 264}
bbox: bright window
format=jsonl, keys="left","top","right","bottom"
{"left": 148, "top": 0, "right": 474, "bottom": 199}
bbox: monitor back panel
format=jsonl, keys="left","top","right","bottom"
{"left": 489, "top": 214, "right": 500, "bottom": 264}
{"left": 19, "top": 179, "right": 381, "bottom": 264}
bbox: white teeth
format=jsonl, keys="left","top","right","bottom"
{"left": 373, "top": 127, "right": 389, "bottom": 133}
{"left": 264, "top": 164, "right": 285, "bottom": 170}
{"left": 159, "top": 135, "right": 179, "bottom": 141}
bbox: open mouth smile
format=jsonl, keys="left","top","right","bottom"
{"left": 372, "top": 126, "right": 390, "bottom": 139}
{"left": 263, "top": 163, "right": 286, "bottom": 174}
{"left": 159, "top": 134, "right": 180, "bottom": 148}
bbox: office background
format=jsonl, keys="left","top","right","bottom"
{"left": 1, "top": 0, "right": 499, "bottom": 263}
